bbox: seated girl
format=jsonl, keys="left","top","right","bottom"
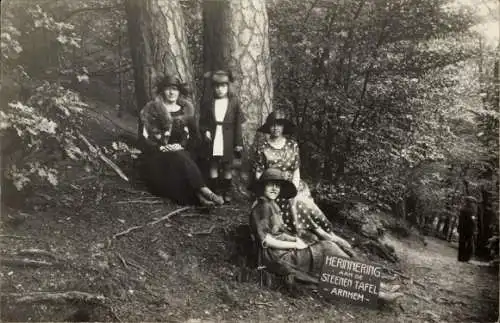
{"left": 252, "top": 110, "right": 353, "bottom": 254}
{"left": 249, "top": 168, "right": 403, "bottom": 302}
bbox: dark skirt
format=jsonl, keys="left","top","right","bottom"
{"left": 140, "top": 149, "right": 205, "bottom": 205}
{"left": 262, "top": 240, "right": 340, "bottom": 284}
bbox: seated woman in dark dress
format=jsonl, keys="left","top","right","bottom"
{"left": 139, "top": 75, "right": 224, "bottom": 206}
{"left": 249, "top": 168, "right": 403, "bottom": 302}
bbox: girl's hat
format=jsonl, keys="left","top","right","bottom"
{"left": 257, "top": 110, "right": 296, "bottom": 135}
{"left": 204, "top": 70, "right": 234, "bottom": 84}
{"left": 464, "top": 196, "right": 478, "bottom": 204}
{"left": 252, "top": 168, "right": 297, "bottom": 199}
{"left": 157, "top": 74, "right": 190, "bottom": 96}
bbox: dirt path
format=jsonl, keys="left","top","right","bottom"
{"left": 379, "top": 235, "right": 498, "bottom": 322}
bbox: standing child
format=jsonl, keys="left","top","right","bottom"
{"left": 200, "top": 70, "right": 245, "bottom": 203}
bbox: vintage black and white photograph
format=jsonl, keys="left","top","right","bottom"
{"left": 0, "top": 0, "right": 499, "bottom": 321}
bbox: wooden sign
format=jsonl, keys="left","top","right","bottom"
{"left": 319, "top": 254, "right": 382, "bottom": 308}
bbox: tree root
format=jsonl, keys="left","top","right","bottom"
{"left": 113, "top": 225, "right": 143, "bottom": 239}
{"left": 147, "top": 206, "right": 192, "bottom": 226}
{"left": 113, "top": 206, "right": 192, "bottom": 239}
{"left": 2, "top": 291, "right": 106, "bottom": 304}
{"left": 361, "top": 240, "right": 398, "bottom": 263}
{"left": 1, "top": 257, "right": 55, "bottom": 267}
{"left": 115, "top": 199, "right": 163, "bottom": 205}
{"left": 17, "top": 249, "right": 58, "bottom": 260}
{"left": 191, "top": 225, "right": 216, "bottom": 235}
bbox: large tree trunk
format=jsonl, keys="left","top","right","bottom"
{"left": 202, "top": 0, "right": 272, "bottom": 149}
{"left": 124, "top": 0, "right": 195, "bottom": 137}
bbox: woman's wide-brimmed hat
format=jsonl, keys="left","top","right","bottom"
{"left": 204, "top": 70, "right": 234, "bottom": 84}
{"left": 252, "top": 168, "right": 297, "bottom": 199}
{"left": 257, "top": 110, "right": 295, "bottom": 135}
{"left": 156, "top": 74, "right": 190, "bottom": 96}
{"left": 464, "top": 196, "right": 478, "bottom": 204}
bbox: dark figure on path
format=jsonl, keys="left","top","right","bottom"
{"left": 138, "top": 74, "right": 224, "bottom": 206}
{"left": 458, "top": 196, "right": 478, "bottom": 262}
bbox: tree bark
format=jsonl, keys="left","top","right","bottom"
{"left": 124, "top": 0, "right": 195, "bottom": 137}
{"left": 202, "top": 0, "right": 273, "bottom": 148}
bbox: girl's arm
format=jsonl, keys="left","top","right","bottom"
{"left": 253, "top": 152, "right": 265, "bottom": 180}
{"left": 291, "top": 140, "right": 301, "bottom": 188}
{"left": 198, "top": 101, "right": 211, "bottom": 139}
{"left": 292, "top": 168, "right": 300, "bottom": 189}
{"left": 263, "top": 234, "right": 307, "bottom": 250}
{"left": 314, "top": 226, "right": 353, "bottom": 249}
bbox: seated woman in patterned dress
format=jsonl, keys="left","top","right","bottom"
{"left": 139, "top": 74, "right": 224, "bottom": 206}
{"left": 252, "top": 109, "right": 354, "bottom": 254}
{"left": 250, "top": 168, "right": 403, "bottom": 301}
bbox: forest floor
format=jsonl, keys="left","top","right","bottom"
{"left": 0, "top": 101, "right": 498, "bottom": 322}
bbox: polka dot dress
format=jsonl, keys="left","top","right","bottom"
{"left": 253, "top": 138, "right": 334, "bottom": 234}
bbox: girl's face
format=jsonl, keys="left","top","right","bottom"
{"left": 264, "top": 181, "right": 281, "bottom": 200}
{"left": 269, "top": 122, "right": 284, "bottom": 138}
{"left": 163, "top": 86, "right": 180, "bottom": 103}
{"left": 214, "top": 83, "right": 229, "bottom": 98}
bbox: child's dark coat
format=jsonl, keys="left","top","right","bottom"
{"left": 199, "top": 93, "right": 245, "bottom": 163}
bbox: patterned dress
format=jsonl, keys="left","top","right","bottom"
{"left": 249, "top": 196, "right": 341, "bottom": 283}
{"left": 252, "top": 137, "right": 334, "bottom": 240}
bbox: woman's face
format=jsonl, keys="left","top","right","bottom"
{"left": 269, "top": 122, "right": 284, "bottom": 138}
{"left": 264, "top": 181, "right": 281, "bottom": 200}
{"left": 163, "top": 85, "right": 180, "bottom": 103}
{"left": 214, "top": 83, "right": 229, "bottom": 98}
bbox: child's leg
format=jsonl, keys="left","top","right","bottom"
{"left": 221, "top": 161, "right": 233, "bottom": 202}
{"left": 208, "top": 158, "right": 220, "bottom": 192}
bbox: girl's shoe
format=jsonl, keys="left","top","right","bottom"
{"left": 205, "top": 191, "right": 224, "bottom": 205}
{"left": 197, "top": 193, "right": 215, "bottom": 207}
{"left": 378, "top": 291, "right": 404, "bottom": 303}
{"left": 381, "top": 282, "right": 401, "bottom": 293}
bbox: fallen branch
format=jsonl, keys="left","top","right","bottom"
{"left": 3, "top": 291, "right": 106, "bottom": 304}
{"left": 409, "top": 292, "right": 431, "bottom": 303}
{"left": 112, "top": 207, "right": 192, "bottom": 239}
{"left": 390, "top": 270, "right": 426, "bottom": 288}
{"left": 116, "top": 253, "right": 128, "bottom": 269}
{"left": 17, "top": 249, "right": 58, "bottom": 260}
{"left": 254, "top": 301, "right": 273, "bottom": 307}
{"left": 147, "top": 206, "right": 192, "bottom": 226}
{"left": 0, "top": 235, "right": 29, "bottom": 240}
{"left": 125, "top": 259, "right": 152, "bottom": 277}
{"left": 192, "top": 225, "right": 217, "bottom": 235}
{"left": 113, "top": 225, "right": 143, "bottom": 239}
{"left": 78, "top": 133, "right": 129, "bottom": 182}
{"left": 1, "top": 257, "right": 54, "bottom": 267}
{"left": 115, "top": 199, "right": 162, "bottom": 205}
{"left": 371, "top": 263, "right": 426, "bottom": 288}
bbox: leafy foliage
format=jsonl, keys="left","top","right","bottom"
{"left": 1, "top": 1, "right": 123, "bottom": 191}
{"left": 268, "top": 0, "right": 498, "bottom": 219}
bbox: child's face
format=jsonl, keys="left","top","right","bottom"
{"left": 214, "top": 83, "right": 229, "bottom": 98}
{"left": 264, "top": 181, "right": 281, "bottom": 200}
{"left": 163, "top": 86, "right": 180, "bottom": 103}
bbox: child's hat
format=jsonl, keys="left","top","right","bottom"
{"left": 204, "top": 70, "right": 234, "bottom": 84}
{"left": 252, "top": 168, "right": 297, "bottom": 199}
